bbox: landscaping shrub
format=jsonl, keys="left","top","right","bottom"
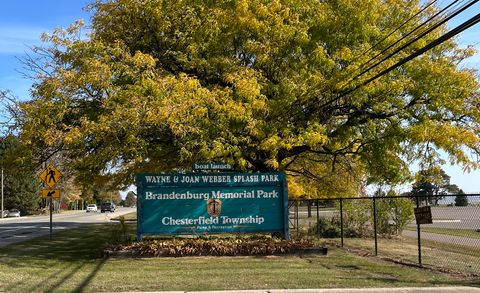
{"left": 383, "top": 194, "right": 414, "bottom": 235}
{"left": 341, "top": 199, "right": 373, "bottom": 237}
{"left": 309, "top": 217, "right": 341, "bottom": 238}
{"left": 329, "top": 192, "right": 414, "bottom": 238}
{"left": 110, "top": 216, "right": 133, "bottom": 244}
{"left": 106, "top": 237, "right": 316, "bottom": 257}
{"left": 455, "top": 194, "right": 469, "bottom": 206}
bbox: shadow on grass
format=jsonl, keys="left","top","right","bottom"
{"left": 336, "top": 264, "right": 361, "bottom": 270}
{"left": 73, "top": 258, "right": 106, "bottom": 293}
{"left": 46, "top": 263, "right": 87, "bottom": 292}
{"left": 0, "top": 224, "right": 123, "bottom": 262}
{"left": 24, "top": 263, "right": 85, "bottom": 293}
{"left": 4, "top": 262, "right": 77, "bottom": 292}
{"left": 430, "top": 278, "right": 480, "bottom": 288}
{"left": 364, "top": 277, "right": 401, "bottom": 284}
{"left": 5, "top": 259, "right": 107, "bottom": 293}
{"left": 0, "top": 223, "right": 122, "bottom": 292}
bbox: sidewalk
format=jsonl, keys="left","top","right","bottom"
{"left": 0, "top": 209, "right": 86, "bottom": 221}
{"left": 120, "top": 287, "right": 480, "bottom": 293}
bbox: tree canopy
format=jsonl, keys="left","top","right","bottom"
{"left": 124, "top": 191, "right": 136, "bottom": 207}
{"left": 14, "top": 0, "right": 480, "bottom": 194}
{"left": 411, "top": 166, "right": 460, "bottom": 205}
{"left": 454, "top": 190, "right": 468, "bottom": 206}
{"left": 0, "top": 136, "right": 41, "bottom": 213}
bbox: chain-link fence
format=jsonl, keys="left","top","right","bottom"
{"left": 289, "top": 194, "right": 480, "bottom": 276}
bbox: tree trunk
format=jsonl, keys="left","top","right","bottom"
{"left": 307, "top": 201, "right": 312, "bottom": 218}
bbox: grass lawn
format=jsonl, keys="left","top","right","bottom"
{"left": 340, "top": 236, "right": 480, "bottom": 277}
{"left": 404, "top": 226, "right": 480, "bottom": 240}
{"left": 110, "top": 212, "right": 137, "bottom": 221}
{"left": 0, "top": 224, "right": 478, "bottom": 293}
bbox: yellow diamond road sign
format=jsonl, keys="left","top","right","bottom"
{"left": 41, "top": 189, "right": 61, "bottom": 199}
{"left": 38, "top": 164, "right": 62, "bottom": 188}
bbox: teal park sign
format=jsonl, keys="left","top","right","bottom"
{"left": 136, "top": 172, "right": 288, "bottom": 240}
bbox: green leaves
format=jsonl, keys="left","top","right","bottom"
{"left": 15, "top": 0, "right": 480, "bottom": 193}
{"left": 0, "top": 136, "right": 41, "bottom": 214}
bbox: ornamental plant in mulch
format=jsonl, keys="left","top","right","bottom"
{"left": 105, "top": 237, "right": 320, "bottom": 257}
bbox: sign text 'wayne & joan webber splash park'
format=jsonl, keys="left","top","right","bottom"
{"left": 136, "top": 173, "right": 288, "bottom": 240}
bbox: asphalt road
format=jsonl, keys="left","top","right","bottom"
{"left": 293, "top": 206, "right": 480, "bottom": 230}
{"left": 402, "top": 230, "right": 480, "bottom": 247}
{"left": 402, "top": 206, "right": 480, "bottom": 247}
{"left": 426, "top": 206, "right": 480, "bottom": 229}
{"left": 401, "top": 206, "right": 480, "bottom": 232}
{"left": 0, "top": 207, "right": 136, "bottom": 247}
{"left": 291, "top": 205, "right": 480, "bottom": 247}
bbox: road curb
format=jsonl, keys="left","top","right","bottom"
{"left": 116, "top": 287, "right": 480, "bottom": 293}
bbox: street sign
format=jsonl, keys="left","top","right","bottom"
{"left": 41, "top": 189, "right": 61, "bottom": 199}
{"left": 414, "top": 206, "right": 433, "bottom": 225}
{"left": 38, "top": 164, "right": 62, "bottom": 188}
{"left": 37, "top": 164, "right": 62, "bottom": 241}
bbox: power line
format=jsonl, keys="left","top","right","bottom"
{"left": 303, "top": 0, "right": 477, "bottom": 116}
{"left": 356, "top": 0, "right": 477, "bottom": 79}
{"left": 339, "top": 10, "right": 480, "bottom": 100}
{"left": 358, "top": 0, "right": 440, "bottom": 65}
{"left": 279, "top": 1, "right": 479, "bottom": 124}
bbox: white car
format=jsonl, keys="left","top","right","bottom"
{"left": 86, "top": 204, "right": 98, "bottom": 212}
{"left": 7, "top": 209, "right": 20, "bottom": 217}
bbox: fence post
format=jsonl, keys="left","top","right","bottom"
{"left": 416, "top": 196, "right": 422, "bottom": 266}
{"left": 316, "top": 199, "right": 320, "bottom": 239}
{"left": 296, "top": 200, "right": 299, "bottom": 234}
{"left": 340, "top": 198, "right": 344, "bottom": 247}
{"left": 373, "top": 197, "right": 378, "bottom": 256}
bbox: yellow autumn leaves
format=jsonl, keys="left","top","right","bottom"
{"left": 14, "top": 0, "right": 480, "bottom": 197}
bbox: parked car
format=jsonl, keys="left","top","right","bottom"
{"left": 7, "top": 209, "right": 20, "bottom": 217}
{"left": 86, "top": 204, "right": 98, "bottom": 213}
{"left": 1, "top": 210, "right": 8, "bottom": 218}
{"left": 101, "top": 202, "right": 115, "bottom": 213}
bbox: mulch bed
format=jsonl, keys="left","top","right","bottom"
{"left": 104, "top": 238, "right": 328, "bottom": 258}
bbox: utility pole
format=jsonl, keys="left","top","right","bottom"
{"left": 1, "top": 168, "right": 4, "bottom": 219}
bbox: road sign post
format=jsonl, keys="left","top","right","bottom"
{"left": 38, "top": 164, "right": 62, "bottom": 240}
{"left": 1, "top": 169, "right": 3, "bottom": 219}
{"left": 49, "top": 197, "right": 53, "bottom": 240}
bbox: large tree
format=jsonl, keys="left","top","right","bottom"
{"left": 0, "top": 136, "right": 41, "bottom": 214}
{"left": 454, "top": 190, "right": 468, "bottom": 206}
{"left": 124, "top": 191, "right": 137, "bottom": 207}
{"left": 14, "top": 0, "right": 480, "bottom": 191}
{"left": 411, "top": 166, "right": 460, "bottom": 205}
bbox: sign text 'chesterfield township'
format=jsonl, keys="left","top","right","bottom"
{"left": 136, "top": 173, "right": 288, "bottom": 240}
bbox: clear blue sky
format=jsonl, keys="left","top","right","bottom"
{"left": 1, "top": 1, "right": 480, "bottom": 193}
{"left": 0, "top": 1, "right": 90, "bottom": 99}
